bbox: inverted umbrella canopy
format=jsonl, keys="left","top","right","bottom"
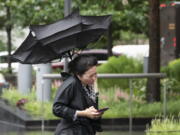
{"left": 12, "top": 11, "right": 112, "bottom": 64}
{"left": 12, "top": 32, "right": 58, "bottom": 64}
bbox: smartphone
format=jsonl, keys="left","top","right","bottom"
{"left": 98, "top": 107, "right": 109, "bottom": 113}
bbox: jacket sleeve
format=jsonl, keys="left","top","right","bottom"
{"left": 52, "top": 82, "right": 76, "bottom": 121}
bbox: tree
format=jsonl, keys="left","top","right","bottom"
{"left": 0, "top": 0, "right": 16, "bottom": 73}
{"left": 146, "top": 0, "right": 160, "bottom": 102}
{"left": 0, "top": 41, "right": 6, "bottom": 51}
{"left": 73, "top": 0, "right": 149, "bottom": 47}
{"left": 77, "top": 0, "right": 162, "bottom": 102}
{"left": 0, "top": 0, "right": 150, "bottom": 72}
{"left": 0, "top": 0, "right": 64, "bottom": 73}
{"left": 16, "top": 0, "right": 64, "bottom": 26}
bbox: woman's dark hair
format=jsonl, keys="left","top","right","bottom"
{"left": 68, "top": 54, "right": 97, "bottom": 76}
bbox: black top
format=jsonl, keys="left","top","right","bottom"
{"left": 53, "top": 73, "right": 102, "bottom": 135}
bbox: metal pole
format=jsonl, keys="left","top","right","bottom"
{"left": 163, "top": 80, "right": 167, "bottom": 118}
{"left": 18, "top": 64, "right": 32, "bottom": 94}
{"left": 36, "top": 63, "right": 51, "bottom": 101}
{"left": 41, "top": 80, "right": 44, "bottom": 135}
{"left": 129, "top": 79, "right": 133, "bottom": 135}
{"left": 143, "top": 56, "right": 149, "bottom": 73}
{"left": 64, "top": 0, "right": 72, "bottom": 17}
{"left": 64, "top": 0, "right": 72, "bottom": 72}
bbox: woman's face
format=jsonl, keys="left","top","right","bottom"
{"left": 78, "top": 66, "right": 97, "bottom": 85}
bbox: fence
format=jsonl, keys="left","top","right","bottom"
{"left": 43, "top": 73, "right": 167, "bottom": 135}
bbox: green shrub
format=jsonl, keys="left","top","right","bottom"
{"left": 24, "top": 101, "right": 57, "bottom": 120}
{"left": 1, "top": 88, "right": 34, "bottom": 105}
{"left": 97, "top": 55, "right": 143, "bottom": 89}
{"left": 1, "top": 87, "right": 180, "bottom": 119}
{"left": 1, "top": 88, "right": 57, "bottom": 119}
{"left": 167, "top": 58, "right": 180, "bottom": 81}
{"left": 99, "top": 87, "right": 180, "bottom": 118}
{"left": 132, "top": 78, "right": 147, "bottom": 100}
{"left": 161, "top": 59, "right": 180, "bottom": 92}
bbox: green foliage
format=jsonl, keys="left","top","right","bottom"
{"left": 99, "top": 88, "right": 180, "bottom": 118}
{"left": 16, "top": 0, "right": 64, "bottom": 26}
{"left": 24, "top": 101, "right": 57, "bottom": 120}
{"left": 51, "top": 86, "right": 59, "bottom": 101}
{"left": 161, "top": 59, "right": 180, "bottom": 93}
{"left": 146, "top": 117, "right": 180, "bottom": 135}
{"left": 1, "top": 88, "right": 34, "bottom": 105}
{"left": 0, "top": 0, "right": 64, "bottom": 28}
{"left": 97, "top": 55, "right": 143, "bottom": 89}
{"left": 0, "top": 40, "right": 6, "bottom": 51}
{"left": 161, "top": 78, "right": 180, "bottom": 93}
{"left": 168, "top": 59, "right": 180, "bottom": 82}
{"left": 115, "top": 30, "right": 148, "bottom": 45}
{"left": 73, "top": 0, "right": 149, "bottom": 46}
{"left": 132, "top": 79, "right": 147, "bottom": 100}
{"left": 1, "top": 88, "right": 57, "bottom": 119}
{"left": 1, "top": 86, "right": 180, "bottom": 119}
{"left": 0, "top": 0, "right": 20, "bottom": 28}
{"left": 160, "top": 0, "right": 175, "bottom": 4}
{"left": 0, "top": 0, "right": 149, "bottom": 50}
{"left": 120, "top": 1, "right": 149, "bottom": 34}
{"left": 1, "top": 89, "right": 18, "bottom": 104}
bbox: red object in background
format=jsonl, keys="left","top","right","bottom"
{"left": 160, "top": 4, "right": 166, "bottom": 8}
{"left": 173, "top": 37, "right": 176, "bottom": 47}
{"left": 171, "top": 2, "right": 176, "bottom": 6}
{"left": 0, "top": 83, "right": 3, "bottom": 86}
{"left": 16, "top": 98, "right": 28, "bottom": 109}
{"left": 51, "top": 62, "right": 64, "bottom": 69}
{"left": 160, "top": 2, "right": 176, "bottom": 8}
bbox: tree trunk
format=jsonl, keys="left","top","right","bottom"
{"left": 146, "top": 0, "right": 160, "bottom": 102}
{"left": 6, "top": 6, "right": 12, "bottom": 73}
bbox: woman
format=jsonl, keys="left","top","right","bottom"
{"left": 53, "top": 54, "right": 103, "bottom": 135}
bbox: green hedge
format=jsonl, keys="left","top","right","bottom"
{"left": 1, "top": 88, "right": 57, "bottom": 120}
{"left": 1, "top": 87, "right": 180, "bottom": 119}
{"left": 168, "top": 58, "right": 180, "bottom": 82}
{"left": 99, "top": 88, "right": 180, "bottom": 118}
{"left": 161, "top": 58, "right": 180, "bottom": 92}
{"left": 97, "top": 55, "right": 143, "bottom": 89}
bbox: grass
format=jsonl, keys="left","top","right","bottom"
{"left": 146, "top": 117, "right": 180, "bottom": 135}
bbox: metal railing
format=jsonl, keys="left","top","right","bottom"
{"left": 43, "top": 73, "right": 166, "bottom": 79}
{"left": 43, "top": 73, "right": 167, "bottom": 135}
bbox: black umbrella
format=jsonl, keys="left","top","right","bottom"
{"left": 12, "top": 32, "right": 59, "bottom": 64}
{"left": 12, "top": 11, "right": 112, "bottom": 64}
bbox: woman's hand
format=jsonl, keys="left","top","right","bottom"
{"left": 76, "top": 106, "right": 103, "bottom": 119}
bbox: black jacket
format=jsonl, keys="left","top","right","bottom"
{"left": 53, "top": 73, "right": 102, "bottom": 135}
